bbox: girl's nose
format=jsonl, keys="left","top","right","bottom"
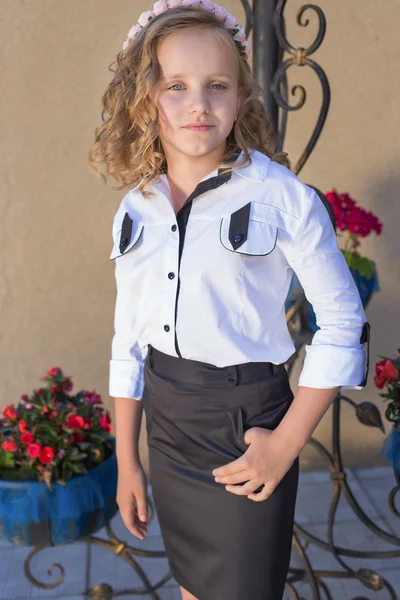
{"left": 188, "top": 92, "right": 211, "bottom": 116}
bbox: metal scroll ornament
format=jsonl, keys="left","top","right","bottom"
{"left": 23, "top": 2, "right": 399, "bottom": 599}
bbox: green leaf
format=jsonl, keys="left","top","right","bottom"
{"left": 341, "top": 250, "right": 376, "bottom": 279}
{"left": 0, "top": 452, "right": 16, "bottom": 469}
{"left": 68, "top": 452, "right": 87, "bottom": 462}
{"left": 77, "top": 442, "right": 91, "bottom": 450}
{"left": 70, "top": 463, "right": 87, "bottom": 475}
{"left": 33, "top": 421, "right": 59, "bottom": 439}
{"left": 0, "top": 467, "right": 37, "bottom": 481}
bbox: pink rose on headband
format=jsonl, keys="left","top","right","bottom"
{"left": 128, "top": 23, "right": 142, "bottom": 38}
{"left": 213, "top": 5, "right": 228, "bottom": 22}
{"left": 153, "top": 0, "right": 168, "bottom": 15}
{"left": 138, "top": 10, "right": 154, "bottom": 27}
{"left": 224, "top": 13, "right": 237, "bottom": 29}
{"left": 168, "top": 0, "right": 183, "bottom": 6}
{"left": 233, "top": 26, "right": 246, "bottom": 43}
{"left": 199, "top": 0, "right": 215, "bottom": 10}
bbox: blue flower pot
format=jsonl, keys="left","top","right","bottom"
{"left": 0, "top": 439, "right": 118, "bottom": 547}
{"left": 285, "top": 266, "right": 379, "bottom": 334}
{"left": 381, "top": 427, "right": 400, "bottom": 477}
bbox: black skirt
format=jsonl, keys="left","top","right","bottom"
{"left": 141, "top": 345, "right": 299, "bottom": 600}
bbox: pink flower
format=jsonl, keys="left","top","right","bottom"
{"left": 200, "top": 0, "right": 215, "bottom": 11}
{"left": 233, "top": 26, "right": 246, "bottom": 43}
{"left": 213, "top": 5, "right": 228, "bottom": 22}
{"left": 224, "top": 13, "right": 237, "bottom": 29}
{"left": 127, "top": 24, "right": 142, "bottom": 38}
{"left": 153, "top": 0, "right": 168, "bottom": 15}
{"left": 122, "top": 40, "right": 129, "bottom": 50}
{"left": 27, "top": 443, "right": 41, "bottom": 458}
{"left": 168, "top": 0, "right": 183, "bottom": 5}
{"left": 138, "top": 10, "right": 155, "bottom": 27}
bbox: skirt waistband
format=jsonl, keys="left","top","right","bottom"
{"left": 146, "top": 345, "right": 286, "bottom": 388}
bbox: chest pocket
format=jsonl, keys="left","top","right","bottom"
{"left": 220, "top": 201, "right": 278, "bottom": 256}
{"left": 110, "top": 212, "right": 144, "bottom": 260}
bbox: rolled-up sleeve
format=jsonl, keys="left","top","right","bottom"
{"left": 283, "top": 186, "right": 370, "bottom": 390}
{"left": 109, "top": 209, "right": 148, "bottom": 400}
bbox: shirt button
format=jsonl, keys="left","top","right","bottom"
{"left": 164, "top": 325, "right": 170, "bottom": 332}
{"left": 121, "top": 237, "right": 128, "bottom": 246}
{"left": 168, "top": 272, "right": 175, "bottom": 280}
{"left": 234, "top": 234, "right": 243, "bottom": 243}
{"left": 171, "top": 225, "right": 177, "bottom": 232}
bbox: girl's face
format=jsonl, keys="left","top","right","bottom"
{"left": 153, "top": 26, "right": 244, "bottom": 159}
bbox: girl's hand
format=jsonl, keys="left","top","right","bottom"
{"left": 116, "top": 462, "right": 149, "bottom": 539}
{"left": 212, "top": 427, "right": 296, "bottom": 502}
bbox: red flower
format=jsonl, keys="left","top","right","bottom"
{"left": 42, "top": 406, "right": 50, "bottom": 414}
{"left": 21, "top": 432, "right": 35, "bottom": 445}
{"left": 39, "top": 447, "right": 55, "bottom": 465}
{"left": 66, "top": 415, "right": 84, "bottom": 430}
{"left": 83, "top": 418, "right": 92, "bottom": 430}
{"left": 27, "top": 443, "right": 41, "bottom": 458}
{"left": 2, "top": 405, "right": 17, "bottom": 420}
{"left": 374, "top": 359, "right": 399, "bottom": 389}
{"left": 18, "top": 420, "right": 28, "bottom": 433}
{"left": 20, "top": 394, "right": 29, "bottom": 402}
{"left": 83, "top": 391, "right": 102, "bottom": 405}
{"left": 43, "top": 367, "right": 63, "bottom": 378}
{"left": 63, "top": 379, "right": 73, "bottom": 393}
{"left": 1, "top": 440, "right": 17, "bottom": 453}
{"left": 99, "top": 411, "right": 113, "bottom": 433}
{"left": 72, "top": 433, "right": 85, "bottom": 443}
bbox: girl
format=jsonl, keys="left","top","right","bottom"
{"left": 89, "top": 3, "right": 370, "bottom": 599}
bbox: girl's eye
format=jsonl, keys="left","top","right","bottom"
{"left": 168, "top": 84, "right": 184, "bottom": 91}
{"left": 210, "top": 84, "right": 226, "bottom": 90}
{"left": 167, "top": 83, "right": 227, "bottom": 91}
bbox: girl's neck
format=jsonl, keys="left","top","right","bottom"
{"left": 164, "top": 143, "right": 226, "bottom": 211}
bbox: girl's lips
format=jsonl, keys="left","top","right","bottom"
{"left": 183, "top": 125, "right": 214, "bottom": 132}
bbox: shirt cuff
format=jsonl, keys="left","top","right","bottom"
{"left": 298, "top": 322, "right": 370, "bottom": 390}
{"left": 109, "top": 359, "right": 145, "bottom": 400}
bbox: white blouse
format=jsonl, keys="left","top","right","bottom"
{"left": 109, "top": 149, "right": 370, "bottom": 400}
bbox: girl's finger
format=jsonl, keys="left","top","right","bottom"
{"left": 225, "top": 478, "right": 264, "bottom": 496}
{"left": 215, "top": 471, "right": 251, "bottom": 485}
{"left": 247, "top": 481, "right": 275, "bottom": 502}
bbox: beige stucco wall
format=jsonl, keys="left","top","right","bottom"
{"left": 1, "top": 0, "right": 399, "bottom": 471}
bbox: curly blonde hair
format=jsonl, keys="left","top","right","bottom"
{"left": 88, "top": 6, "right": 289, "bottom": 197}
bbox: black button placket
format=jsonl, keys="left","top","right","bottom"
{"left": 173, "top": 169, "right": 233, "bottom": 358}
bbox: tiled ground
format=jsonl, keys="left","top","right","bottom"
{"left": 0, "top": 466, "right": 399, "bottom": 600}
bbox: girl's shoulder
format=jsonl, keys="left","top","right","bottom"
{"left": 245, "top": 150, "right": 315, "bottom": 222}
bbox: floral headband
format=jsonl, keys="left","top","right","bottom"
{"left": 122, "top": 0, "right": 250, "bottom": 59}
